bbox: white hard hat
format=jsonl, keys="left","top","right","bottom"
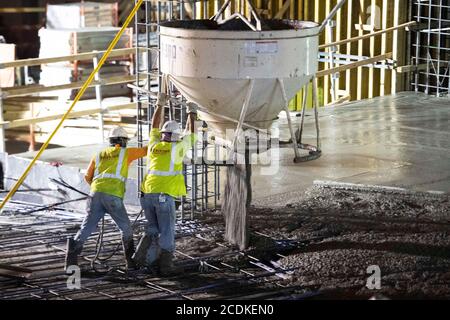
{"left": 109, "top": 126, "right": 129, "bottom": 139}
{"left": 161, "top": 120, "right": 181, "bottom": 141}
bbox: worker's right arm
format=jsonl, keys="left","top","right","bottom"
{"left": 151, "top": 92, "right": 168, "bottom": 129}
{"left": 84, "top": 157, "right": 95, "bottom": 185}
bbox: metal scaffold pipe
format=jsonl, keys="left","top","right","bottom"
{"left": 0, "top": 0, "right": 145, "bottom": 212}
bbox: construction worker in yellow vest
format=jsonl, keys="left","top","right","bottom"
{"left": 64, "top": 126, "right": 147, "bottom": 271}
{"left": 133, "top": 92, "right": 198, "bottom": 276}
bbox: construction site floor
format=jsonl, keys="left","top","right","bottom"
{"left": 0, "top": 184, "right": 448, "bottom": 299}
{"left": 1, "top": 92, "right": 449, "bottom": 299}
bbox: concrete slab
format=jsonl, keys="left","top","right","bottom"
{"left": 252, "top": 92, "right": 450, "bottom": 206}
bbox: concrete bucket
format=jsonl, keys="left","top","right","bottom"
{"left": 160, "top": 19, "right": 320, "bottom": 137}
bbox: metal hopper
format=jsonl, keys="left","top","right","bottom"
{"left": 158, "top": 0, "right": 346, "bottom": 161}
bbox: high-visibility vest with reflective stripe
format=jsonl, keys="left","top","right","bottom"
{"left": 91, "top": 147, "right": 129, "bottom": 198}
{"left": 141, "top": 141, "right": 187, "bottom": 197}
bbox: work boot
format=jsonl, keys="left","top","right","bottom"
{"left": 133, "top": 233, "right": 160, "bottom": 269}
{"left": 122, "top": 238, "right": 136, "bottom": 270}
{"left": 64, "top": 237, "right": 82, "bottom": 271}
{"left": 158, "top": 250, "right": 182, "bottom": 277}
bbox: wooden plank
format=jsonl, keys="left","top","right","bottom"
{"left": 339, "top": 0, "right": 350, "bottom": 99}
{"left": 357, "top": 0, "right": 367, "bottom": 100}
{"left": 0, "top": 103, "right": 135, "bottom": 129}
{"left": 380, "top": 0, "right": 392, "bottom": 96}
{"left": 0, "top": 48, "right": 141, "bottom": 69}
{"left": 396, "top": 63, "right": 431, "bottom": 73}
{"left": 279, "top": 0, "right": 284, "bottom": 12}
{"left": 304, "top": 0, "right": 309, "bottom": 21}
{"left": 326, "top": 95, "right": 350, "bottom": 106}
{"left": 0, "top": 8, "right": 45, "bottom": 13}
{"left": 323, "top": 0, "right": 332, "bottom": 105}
{"left": 314, "top": 0, "right": 321, "bottom": 27}
{"left": 346, "top": 0, "right": 356, "bottom": 100}
{"left": 368, "top": 0, "right": 375, "bottom": 98}
{"left": 298, "top": 0, "right": 304, "bottom": 20}
{"left": 6, "top": 96, "right": 58, "bottom": 103}
{"left": 316, "top": 53, "right": 393, "bottom": 78}
{"left": 274, "top": 0, "right": 291, "bottom": 19}
{"left": 2, "top": 75, "right": 135, "bottom": 98}
{"left": 289, "top": 0, "right": 295, "bottom": 20}
{"left": 336, "top": 0, "right": 343, "bottom": 98}
{"left": 256, "top": 0, "right": 263, "bottom": 11}
{"left": 380, "top": 0, "right": 388, "bottom": 96}
{"left": 318, "top": 21, "right": 416, "bottom": 49}
{"left": 368, "top": 0, "right": 377, "bottom": 98}
{"left": 314, "top": 0, "right": 323, "bottom": 105}
{"left": 391, "top": 0, "right": 407, "bottom": 93}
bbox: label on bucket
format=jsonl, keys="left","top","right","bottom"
{"left": 245, "top": 41, "right": 278, "bottom": 54}
{"left": 243, "top": 56, "right": 258, "bottom": 67}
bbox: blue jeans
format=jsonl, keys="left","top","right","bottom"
{"left": 140, "top": 193, "right": 176, "bottom": 253}
{"left": 74, "top": 192, "right": 133, "bottom": 245}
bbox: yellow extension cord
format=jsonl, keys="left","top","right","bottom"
{"left": 0, "top": 0, "right": 145, "bottom": 212}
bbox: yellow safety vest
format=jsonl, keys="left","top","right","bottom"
{"left": 91, "top": 147, "right": 129, "bottom": 199}
{"left": 141, "top": 130, "right": 197, "bottom": 198}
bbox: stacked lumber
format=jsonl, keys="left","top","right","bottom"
{"left": 2, "top": 97, "right": 57, "bottom": 123}
{"left": 2, "top": 2, "right": 137, "bottom": 150}
{"left": 3, "top": 97, "right": 138, "bottom": 147}
{"left": 38, "top": 27, "right": 133, "bottom": 100}
{"left": 46, "top": 2, "right": 118, "bottom": 29}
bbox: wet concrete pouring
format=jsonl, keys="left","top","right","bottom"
{"left": 1, "top": 182, "right": 448, "bottom": 300}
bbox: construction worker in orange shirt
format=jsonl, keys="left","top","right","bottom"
{"left": 64, "top": 126, "right": 147, "bottom": 271}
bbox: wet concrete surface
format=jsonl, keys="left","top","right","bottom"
{"left": 12, "top": 92, "right": 449, "bottom": 207}
{"left": 191, "top": 184, "right": 450, "bottom": 299}
{"left": 250, "top": 185, "right": 450, "bottom": 299}
{"left": 252, "top": 92, "right": 450, "bottom": 206}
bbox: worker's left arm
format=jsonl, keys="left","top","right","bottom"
{"left": 84, "top": 157, "right": 95, "bottom": 185}
{"left": 184, "top": 102, "right": 198, "bottom": 136}
{"left": 151, "top": 92, "right": 168, "bottom": 129}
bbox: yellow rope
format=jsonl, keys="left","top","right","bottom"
{"left": 0, "top": 0, "right": 144, "bottom": 212}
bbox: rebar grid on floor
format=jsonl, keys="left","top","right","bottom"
{"left": 411, "top": 0, "right": 450, "bottom": 97}
{"left": 0, "top": 203, "right": 315, "bottom": 300}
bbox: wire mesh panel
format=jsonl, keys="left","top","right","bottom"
{"left": 134, "top": 0, "right": 221, "bottom": 220}
{"left": 411, "top": 0, "right": 450, "bottom": 97}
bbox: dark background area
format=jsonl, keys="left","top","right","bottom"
{"left": 0, "top": 0, "right": 119, "bottom": 59}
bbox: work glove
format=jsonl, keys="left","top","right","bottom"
{"left": 186, "top": 102, "right": 198, "bottom": 114}
{"left": 156, "top": 92, "right": 169, "bottom": 107}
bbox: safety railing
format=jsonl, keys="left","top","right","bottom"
{"left": 0, "top": 47, "right": 146, "bottom": 153}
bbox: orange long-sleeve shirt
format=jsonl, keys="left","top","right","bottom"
{"left": 84, "top": 145, "right": 147, "bottom": 185}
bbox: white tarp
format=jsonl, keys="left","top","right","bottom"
{"left": 38, "top": 27, "right": 131, "bottom": 59}
{"left": 0, "top": 43, "right": 15, "bottom": 87}
{"left": 46, "top": 2, "right": 117, "bottom": 29}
